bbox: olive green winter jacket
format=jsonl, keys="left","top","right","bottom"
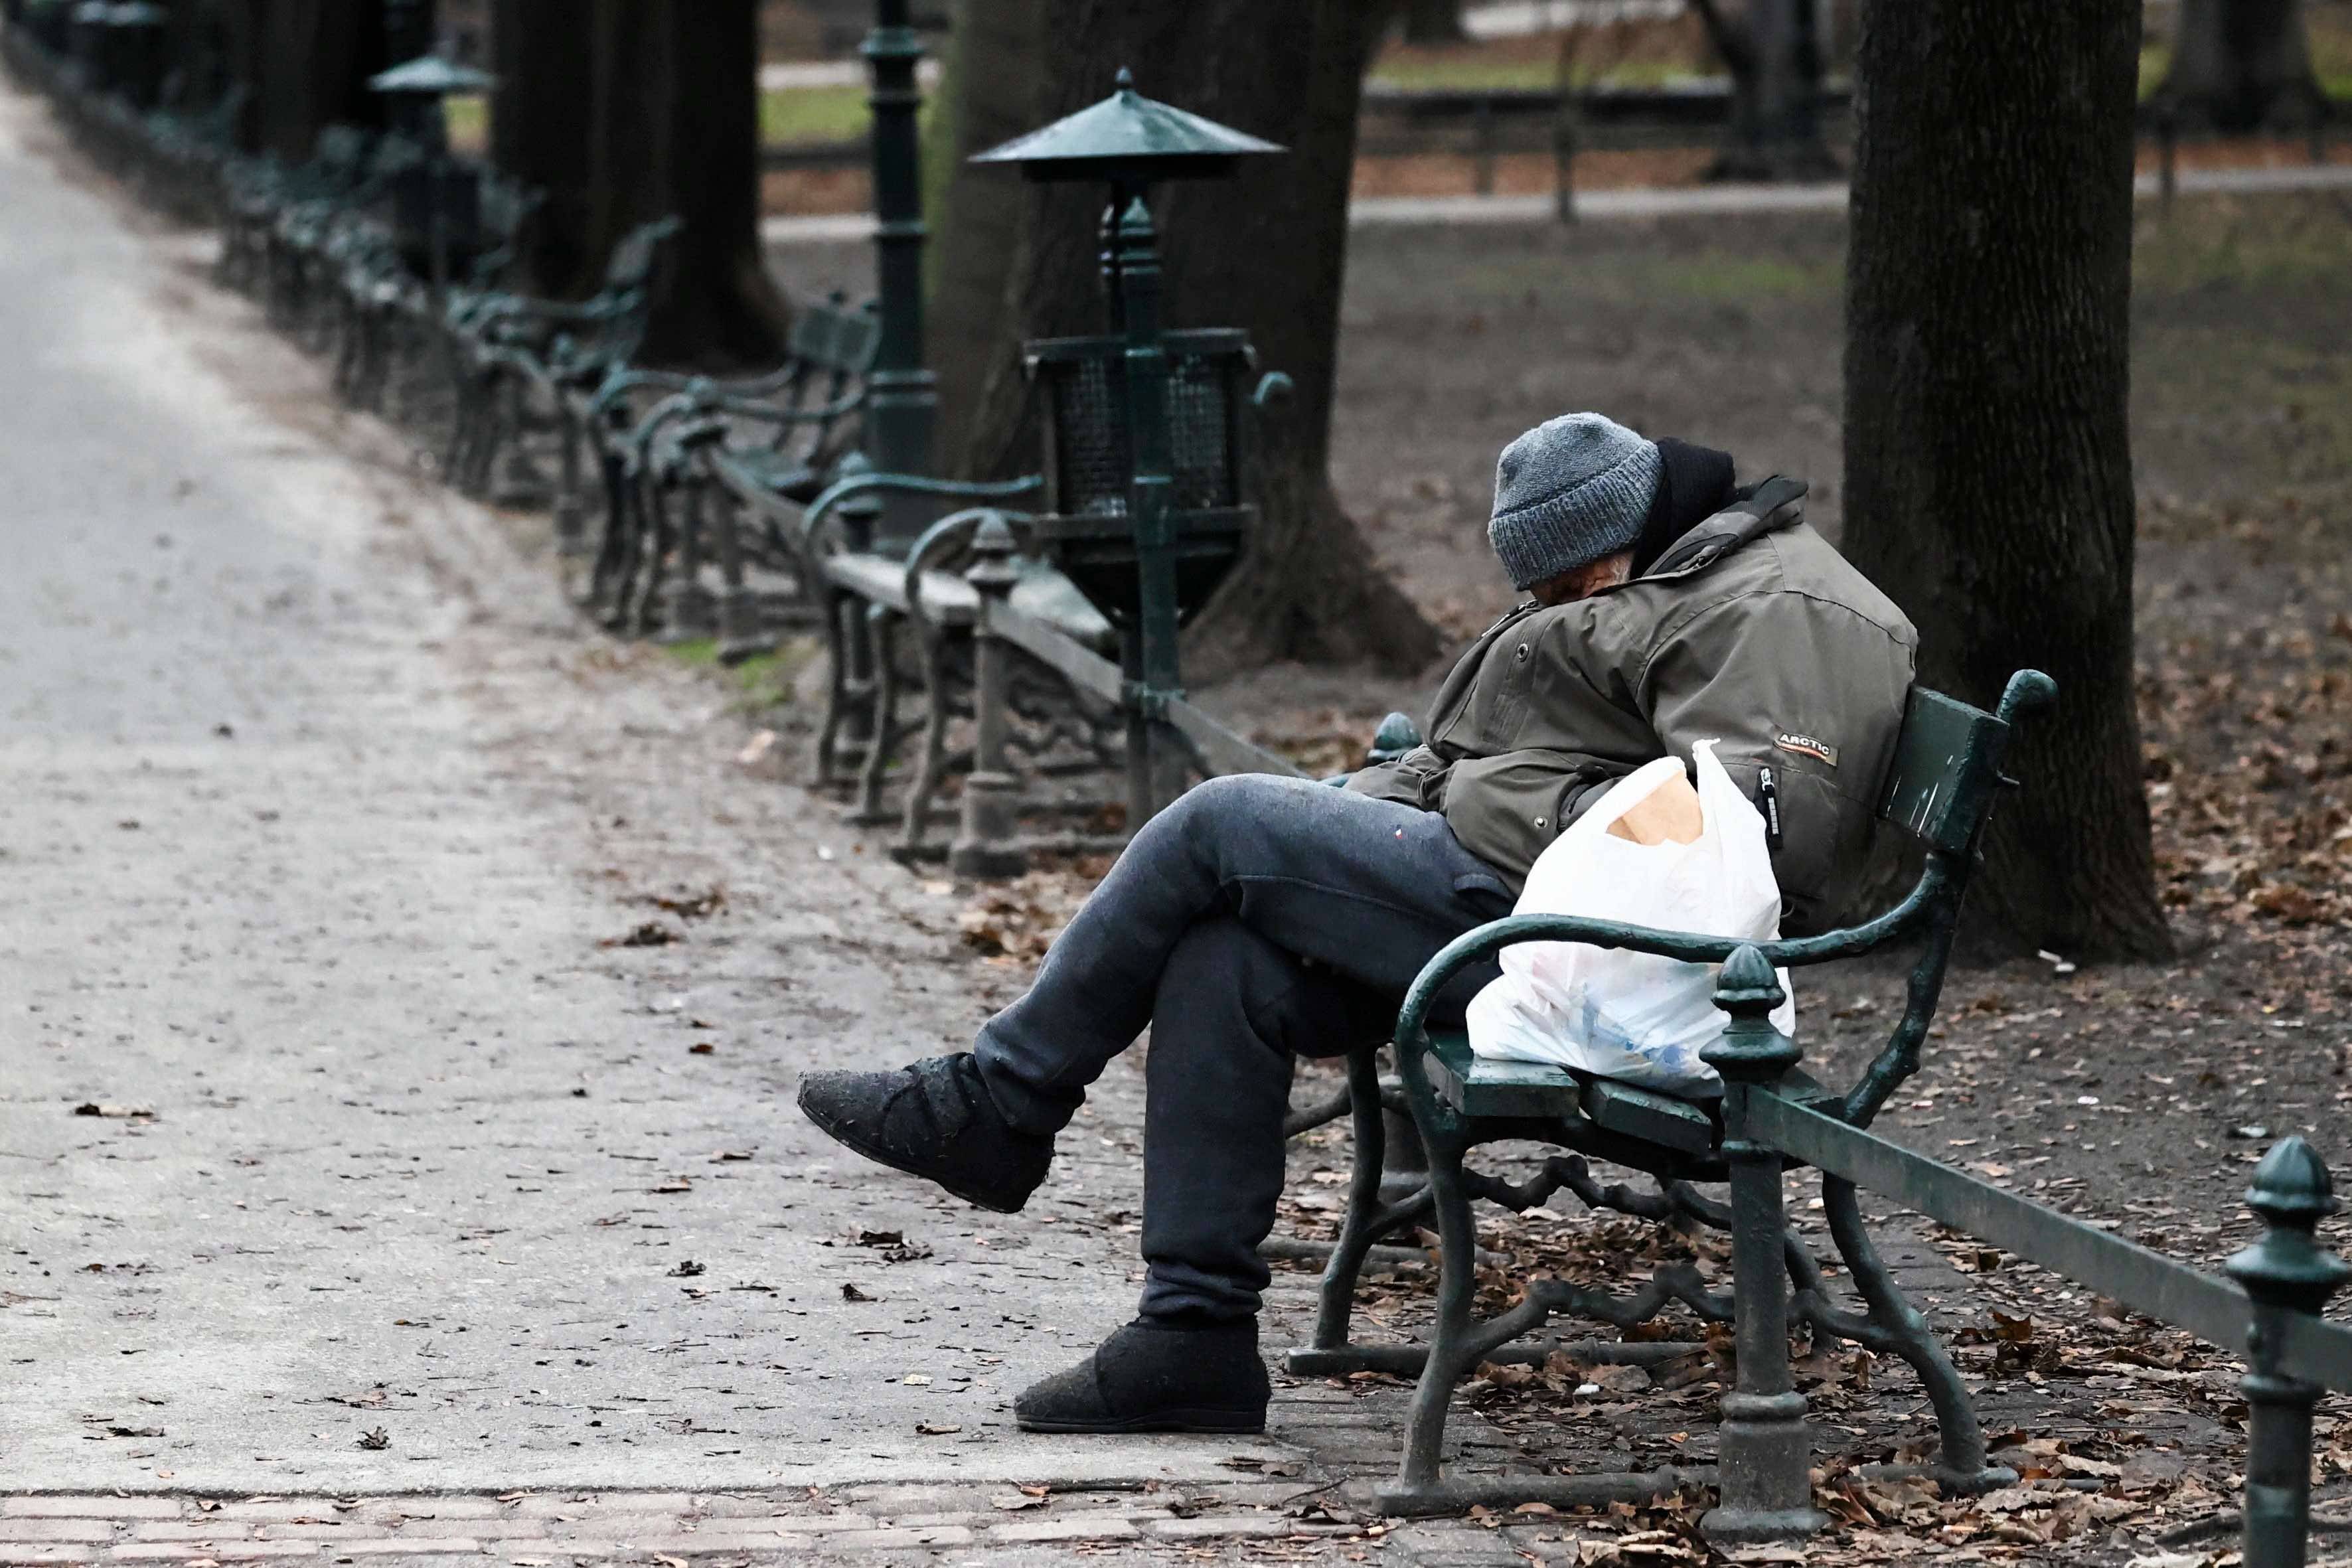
{"left": 1345, "top": 478, "right": 1917, "bottom": 935}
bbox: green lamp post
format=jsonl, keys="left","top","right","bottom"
{"left": 860, "top": 0, "right": 935, "bottom": 529}
{"left": 971, "top": 71, "right": 1284, "bottom": 823}
{"left": 366, "top": 53, "right": 497, "bottom": 294}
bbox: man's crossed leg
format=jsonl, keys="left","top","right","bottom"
{"left": 799, "top": 775, "right": 1512, "bottom": 1432}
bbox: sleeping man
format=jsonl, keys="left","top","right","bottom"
{"left": 799, "top": 412, "right": 1917, "bottom": 1435}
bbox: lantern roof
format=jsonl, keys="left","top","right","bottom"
{"left": 971, "top": 69, "right": 1282, "bottom": 185}
{"left": 368, "top": 54, "right": 497, "bottom": 96}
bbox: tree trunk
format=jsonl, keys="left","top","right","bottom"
{"left": 487, "top": 0, "right": 788, "bottom": 365}
{"left": 2157, "top": 0, "right": 2325, "bottom": 133}
{"left": 931, "top": 0, "right": 1443, "bottom": 676}
{"left": 489, "top": 0, "right": 596, "bottom": 295}
{"left": 248, "top": 0, "right": 394, "bottom": 162}
{"left": 1691, "top": 0, "right": 1838, "bottom": 179}
{"left": 1401, "top": 0, "right": 1468, "bottom": 45}
{"left": 1842, "top": 0, "right": 2171, "bottom": 961}
{"left": 924, "top": 0, "right": 1048, "bottom": 459}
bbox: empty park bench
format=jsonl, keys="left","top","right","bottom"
{"left": 330, "top": 167, "right": 544, "bottom": 421}
{"left": 578, "top": 293, "right": 881, "bottom": 645}
{"left": 710, "top": 464, "right": 1119, "bottom": 860}
{"left": 441, "top": 214, "right": 683, "bottom": 506}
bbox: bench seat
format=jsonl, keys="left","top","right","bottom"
{"left": 821, "top": 550, "right": 1117, "bottom": 651}
{"left": 1420, "top": 1028, "right": 1836, "bottom": 1156}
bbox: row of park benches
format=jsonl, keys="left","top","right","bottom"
{"left": 3, "top": 19, "right": 1138, "bottom": 870}
{"left": 15, "top": 29, "right": 2347, "bottom": 1556}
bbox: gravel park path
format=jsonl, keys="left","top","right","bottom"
{"left": 0, "top": 82, "right": 1527, "bottom": 1568}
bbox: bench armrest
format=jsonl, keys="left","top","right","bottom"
{"left": 802, "top": 469, "right": 1046, "bottom": 541}
{"left": 1391, "top": 858, "right": 1954, "bottom": 1057}
{"left": 898, "top": 507, "right": 1042, "bottom": 634}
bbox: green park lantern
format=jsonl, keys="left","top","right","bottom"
{"left": 972, "top": 71, "right": 1285, "bottom": 823}
{"left": 367, "top": 54, "right": 497, "bottom": 293}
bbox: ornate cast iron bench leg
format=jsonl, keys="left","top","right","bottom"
{"left": 898, "top": 622, "right": 956, "bottom": 860}
{"left": 851, "top": 606, "right": 903, "bottom": 826}
{"left": 1809, "top": 1176, "right": 2011, "bottom": 1494}
{"left": 655, "top": 472, "right": 719, "bottom": 646}
{"left": 624, "top": 475, "right": 675, "bottom": 638}
{"left": 814, "top": 586, "right": 856, "bottom": 791}
{"left": 710, "top": 491, "right": 770, "bottom": 666}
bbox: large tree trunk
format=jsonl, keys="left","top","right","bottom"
{"left": 488, "top": 0, "right": 596, "bottom": 295}
{"left": 1690, "top": 0, "right": 1839, "bottom": 180}
{"left": 2157, "top": 0, "right": 2325, "bottom": 133}
{"left": 1401, "top": 0, "right": 1468, "bottom": 45}
{"left": 930, "top": 0, "right": 1442, "bottom": 676}
{"left": 1842, "top": 0, "right": 2171, "bottom": 961}
{"left": 486, "top": 0, "right": 787, "bottom": 366}
{"left": 202, "top": 0, "right": 390, "bottom": 158}
{"left": 248, "top": 0, "right": 394, "bottom": 162}
{"left": 924, "top": 0, "right": 1046, "bottom": 460}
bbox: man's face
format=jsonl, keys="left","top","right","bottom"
{"left": 1526, "top": 550, "right": 1634, "bottom": 606}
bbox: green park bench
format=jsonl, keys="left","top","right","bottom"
{"left": 1295, "top": 671, "right": 2059, "bottom": 1522}
{"left": 707, "top": 465, "right": 1120, "bottom": 862}
{"left": 443, "top": 214, "right": 683, "bottom": 508}
{"left": 331, "top": 167, "right": 545, "bottom": 420}
{"left": 580, "top": 294, "right": 882, "bottom": 647}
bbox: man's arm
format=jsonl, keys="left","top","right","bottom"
{"left": 1639, "top": 592, "right": 1915, "bottom": 931}
{"left": 1433, "top": 746, "right": 1640, "bottom": 891}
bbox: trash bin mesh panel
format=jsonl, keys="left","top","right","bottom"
{"left": 1042, "top": 348, "right": 1240, "bottom": 517}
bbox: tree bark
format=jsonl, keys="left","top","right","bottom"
{"left": 1842, "top": 0, "right": 2171, "bottom": 961}
{"left": 487, "top": 0, "right": 788, "bottom": 365}
{"left": 488, "top": 0, "right": 597, "bottom": 295}
{"left": 199, "top": 0, "right": 392, "bottom": 159}
{"left": 2157, "top": 0, "right": 2325, "bottom": 133}
{"left": 1401, "top": 0, "right": 1468, "bottom": 45}
{"left": 930, "top": 0, "right": 1443, "bottom": 676}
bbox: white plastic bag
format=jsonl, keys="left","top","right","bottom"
{"left": 1465, "top": 740, "right": 1795, "bottom": 1093}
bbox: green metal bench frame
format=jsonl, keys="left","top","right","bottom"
{"left": 1292, "top": 669, "right": 2058, "bottom": 1522}
{"left": 586, "top": 294, "right": 882, "bottom": 649}
{"left": 445, "top": 214, "right": 684, "bottom": 509}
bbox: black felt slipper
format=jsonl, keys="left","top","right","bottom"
{"left": 1014, "top": 1317, "right": 1270, "bottom": 1435}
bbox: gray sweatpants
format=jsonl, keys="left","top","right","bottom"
{"left": 972, "top": 775, "right": 1515, "bottom": 1321}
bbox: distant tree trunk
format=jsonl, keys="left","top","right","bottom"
{"left": 486, "top": 0, "right": 787, "bottom": 365}
{"left": 200, "top": 0, "right": 390, "bottom": 157}
{"left": 248, "top": 0, "right": 394, "bottom": 161}
{"left": 2157, "top": 0, "right": 2326, "bottom": 133}
{"left": 925, "top": 0, "right": 1048, "bottom": 458}
{"left": 1401, "top": 0, "right": 1468, "bottom": 44}
{"left": 489, "top": 0, "right": 596, "bottom": 294}
{"left": 1842, "top": 0, "right": 2172, "bottom": 961}
{"left": 1689, "top": 0, "right": 1838, "bottom": 179}
{"left": 931, "top": 0, "right": 1443, "bottom": 676}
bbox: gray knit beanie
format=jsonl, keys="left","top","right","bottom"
{"left": 1488, "top": 412, "right": 1664, "bottom": 589}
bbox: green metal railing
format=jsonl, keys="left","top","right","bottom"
{"left": 1704, "top": 947, "right": 2352, "bottom": 1567}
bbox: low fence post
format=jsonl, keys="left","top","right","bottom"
{"left": 1700, "top": 946, "right": 1828, "bottom": 1545}
{"left": 949, "top": 514, "right": 1028, "bottom": 879}
{"left": 2228, "top": 1137, "right": 2350, "bottom": 1568}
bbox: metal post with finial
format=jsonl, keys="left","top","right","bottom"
{"left": 951, "top": 514, "right": 1029, "bottom": 878}
{"left": 1699, "top": 945, "right": 1828, "bottom": 1545}
{"left": 862, "top": 0, "right": 937, "bottom": 539}
{"left": 2228, "top": 1137, "right": 2351, "bottom": 1568}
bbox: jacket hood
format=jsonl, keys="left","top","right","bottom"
{"left": 1629, "top": 437, "right": 1739, "bottom": 576}
{"left": 1636, "top": 475, "right": 1808, "bottom": 584}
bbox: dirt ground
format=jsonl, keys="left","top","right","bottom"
{"left": 793, "top": 191, "right": 2352, "bottom": 1560}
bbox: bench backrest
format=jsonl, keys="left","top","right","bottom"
{"left": 1875, "top": 686, "right": 2015, "bottom": 858}
{"left": 600, "top": 214, "right": 683, "bottom": 295}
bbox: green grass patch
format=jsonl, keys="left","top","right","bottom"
{"left": 761, "top": 85, "right": 871, "bottom": 145}
{"left": 1370, "top": 53, "right": 1696, "bottom": 92}
{"left": 663, "top": 637, "right": 812, "bottom": 713}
